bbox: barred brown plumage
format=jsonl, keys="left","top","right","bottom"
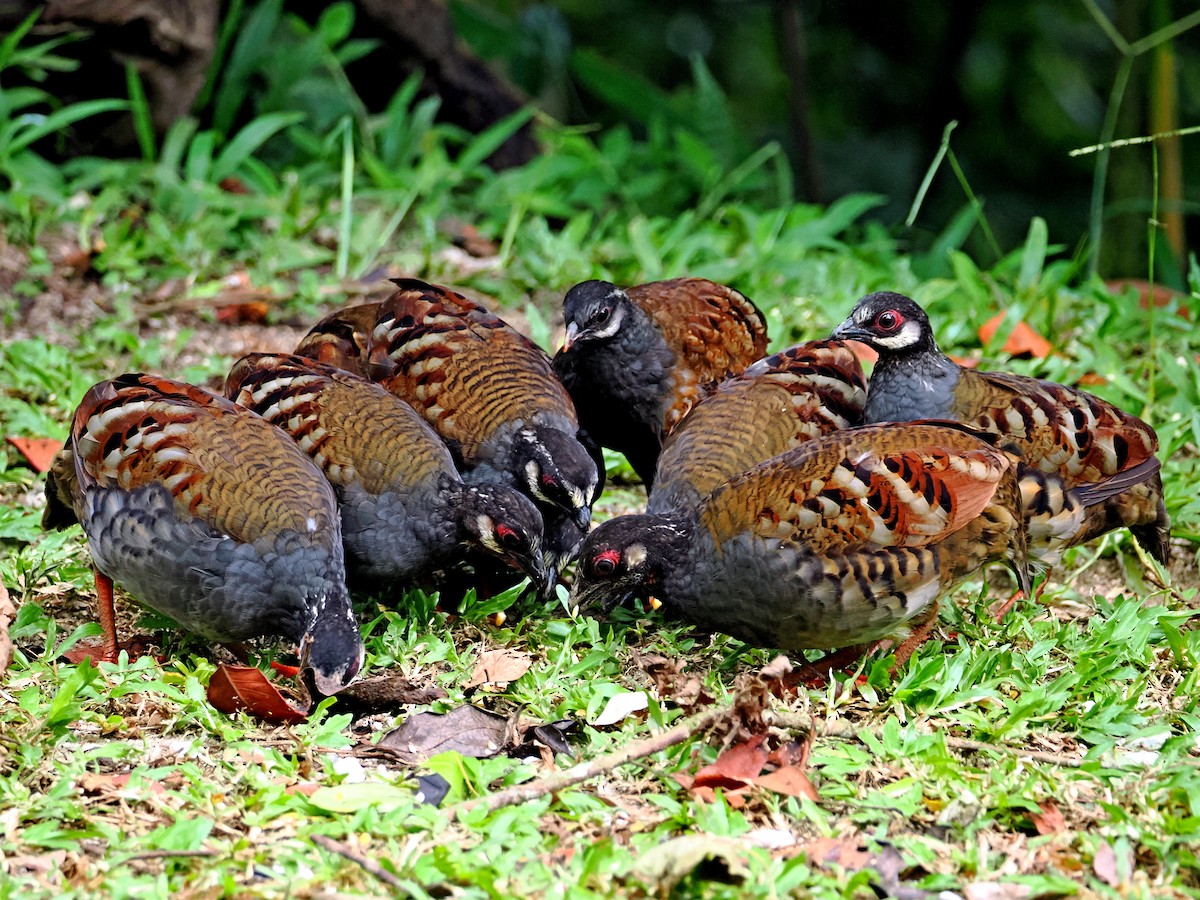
{"left": 371, "top": 278, "right": 599, "bottom": 579}
{"left": 832, "top": 292, "right": 1170, "bottom": 567}
{"left": 553, "top": 277, "right": 769, "bottom": 486}
{"left": 225, "top": 353, "right": 550, "bottom": 594}
{"left": 42, "top": 373, "right": 363, "bottom": 696}
{"left": 572, "top": 423, "right": 1029, "bottom": 662}
{"left": 648, "top": 340, "right": 866, "bottom": 513}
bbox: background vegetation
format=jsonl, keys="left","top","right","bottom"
{"left": 0, "top": 1, "right": 1197, "bottom": 896}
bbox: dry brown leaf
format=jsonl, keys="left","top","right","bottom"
{"left": 800, "top": 835, "right": 874, "bottom": 870}
{"left": 1093, "top": 840, "right": 1124, "bottom": 887}
{"left": 207, "top": 664, "right": 309, "bottom": 724}
{"left": 1030, "top": 800, "right": 1066, "bottom": 835}
{"left": 979, "top": 312, "right": 1053, "bottom": 358}
{"left": 752, "top": 765, "right": 819, "bottom": 799}
{"left": 5, "top": 436, "right": 62, "bottom": 474}
{"left": 464, "top": 648, "right": 532, "bottom": 691}
{"left": 378, "top": 705, "right": 513, "bottom": 763}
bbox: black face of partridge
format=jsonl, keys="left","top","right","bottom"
{"left": 371, "top": 278, "right": 598, "bottom": 576}
{"left": 43, "top": 374, "right": 363, "bottom": 695}
{"left": 225, "top": 353, "right": 551, "bottom": 596}
{"left": 648, "top": 340, "right": 866, "bottom": 513}
{"left": 553, "top": 277, "right": 769, "bottom": 486}
{"left": 573, "top": 423, "right": 1030, "bottom": 653}
{"left": 831, "top": 292, "right": 1171, "bottom": 564}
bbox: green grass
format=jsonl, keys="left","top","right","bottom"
{"left": 1, "top": 17, "right": 1199, "bottom": 899}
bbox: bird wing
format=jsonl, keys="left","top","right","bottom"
{"left": 294, "top": 302, "right": 388, "bottom": 379}
{"left": 227, "top": 353, "right": 456, "bottom": 497}
{"left": 629, "top": 278, "right": 769, "bottom": 434}
{"left": 374, "top": 279, "right": 577, "bottom": 460}
{"left": 651, "top": 340, "right": 866, "bottom": 511}
{"left": 72, "top": 373, "right": 338, "bottom": 548}
{"left": 698, "top": 423, "right": 1012, "bottom": 552}
{"left": 958, "top": 369, "right": 1159, "bottom": 485}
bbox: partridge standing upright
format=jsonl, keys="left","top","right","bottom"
{"left": 573, "top": 424, "right": 1030, "bottom": 660}
{"left": 831, "top": 292, "right": 1170, "bottom": 566}
{"left": 649, "top": 340, "right": 866, "bottom": 513}
{"left": 42, "top": 374, "right": 363, "bottom": 695}
{"left": 553, "top": 278, "right": 769, "bottom": 486}
{"left": 294, "top": 302, "right": 388, "bottom": 379}
{"left": 372, "top": 278, "right": 599, "bottom": 577}
{"left": 226, "top": 353, "right": 550, "bottom": 594}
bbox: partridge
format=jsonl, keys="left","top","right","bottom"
{"left": 225, "top": 353, "right": 550, "bottom": 595}
{"left": 294, "top": 301, "right": 388, "bottom": 379}
{"left": 648, "top": 340, "right": 866, "bottom": 513}
{"left": 42, "top": 374, "right": 363, "bottom": 695}
{"left": 553, "top": 277, "right": 769, "bottom": 486}
{"left": 372, "top": 278, "right": 599, "bottom": 576}
{"left": 573, "top": 423, "right": 1030, "bottom": 659}
{"left": 831, "top": 292, "right": 1170, "bottom": 565}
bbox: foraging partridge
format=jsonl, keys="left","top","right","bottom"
{"left": 573, "top": 423, "right": 1030, "bottom": 659}
{"left": 648, "top": 340, "right": 866, "bottom": 513}
{"left": 42, "top": 374, "right": 363, "bottom": 695}
{"left": 225, "top": 353, "right": 550, "bottom": 595}
{"left": 372, "top": 278, "right": 599, "bottom": 576}
{"left": 831, "top": 292, "right": 1170, "bottom": 565}
{"left": 553, "top": 278, "right": 769, "bottom": 486}
{"left": 294, "top": 301, "right": 388, "bottom": 379}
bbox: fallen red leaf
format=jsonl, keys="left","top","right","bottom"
{"left": 948, "top": 355, "right": 981, "bottom": 369}
{"left": 284, "top": 782, "right": 322, "bottom": 797}
{"left": 1030, "top": 800, "right": 1066, "bottom": 835}
{"left": 6, "top": 436, "right": 62, "bottom": 473}
{"left": 1076, "top": 372, "right": 1107, "bottom": 387}
{"left": 753, "top": 765, "right": 819, "bottom": 799}
{"left": 207, "top": 663, "right": 309, "bottom": 724}
{"left": 0, "top": 583, "right": 13, "bottom": 680}
{"left": 979, "top": 312, "right": 1053, "bottom": 359}
{"left": 692, "top": 735, "right": 769, "bottom": 791}
{"left": 1107, "top": 278, "right": 1189, "bottom": 319}
{"left": 79, "top": 772, "right": 167, "bottom": 797}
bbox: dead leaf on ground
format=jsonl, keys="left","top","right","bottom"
{"left": 591, "top": 691, "right": 649, "bottom": 727}
{"left": 799, "top": 835, "right": 874, "bottom": 870}
{"left": 0, "top": 582, "right": 14, "bottom": 679}
{"left": 6, "top": 436, "right": 62, "bottom": 473}
{"left": 949, "top": 354, "right": 981, "bottom": 369}
{"left": 1093, "top": 840, "right": 1126, "bottom": 887}
{"left": 963, "top": 881, "right": 1033, "bottom": 900}
{"left": 378, "top": 705, "right": 514, "bottom": 763}
{"left": 845, "top": 340, "right": 878, "bottom": 365}
{"left": 1030, "top": 800, "right": 1066, "bottom": 835}
{"left": 78, "top": 771, "right": 173, "bottom": 798}
{"left": 216, "top": 300, "right": 271, "bottom": 324}
{"left": 680, "top": 732, "right": 819, "bottom": 804}
{"left": 332, "top": 673, "right": 447, "bottom": 713}
{"left": 632, "top": 834, "right": 749, "bottom": 894}
{"left": 635, "top": 651, "right": 713, "bottom": 711}
{"left": 979, "top": 312, "right": 1053, "bottom": 358}
{"left": 464, "top": 647, "right": 532, "bottom": 691}
{"left": 207, "top": 663, "right": 309, "bottom": 724}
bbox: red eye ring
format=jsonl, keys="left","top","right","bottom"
{"left": 876, "top": 310, "right": 902, "bottom": 331}
{"left": 592, "top": 549, "right": 620, "bottom": 576}
{"left": 496, "top": 523, "right": 521, "bottom": 548}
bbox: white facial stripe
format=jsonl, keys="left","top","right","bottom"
{"left": 624, "top": 543, "right": 647, "bottom": 569}
{"left": 875, "top": 319, "right": 921, "bottom": 349}
{"left": 590, "top": 305, "right": 624, "bottom": 340}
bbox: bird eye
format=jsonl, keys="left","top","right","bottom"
{"left": 593, "top": 307, "right": 612, "bottom": 325}
{"left": 875, "top": 310, "right": 902, "bottom": 331}
{"left": 592, "top": 549, "right": 620, "bottom": 577}
{"left": 541, "top": 473, "right": 558, "bottom": 488}
{"left": 496, "top": 523, "right": 523, "bottom": 549}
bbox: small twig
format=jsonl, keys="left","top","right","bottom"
{"left": 942, "top": 736, "right": 1084, "bottom": 768}
{"left": 452, "top": 693, "right": 747, "bottom": 815}
{"left": 311, "top": 834, "right": 406, "bottom": 890}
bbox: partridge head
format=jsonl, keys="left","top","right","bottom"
{"left": 649, "top": 340, "right": 866, "bottom": 513}
{"left": 371, "top": 278, "right": 599, "bottom": 574}
{"left": 573, "top": 423, "right": 1030, "bottom": 657}
{"left": 43, "top": 374, "right": 363, "bottom": 695}
{"left": 225, "top": 353, "right": 550, "bottom": 595}
{"left": 553, "top": 277, "right": 769, "bottom": 486}
{"left": 832, "top": 292, "right": 1170, "bottom": 565}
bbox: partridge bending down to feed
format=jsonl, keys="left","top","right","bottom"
{"left": 553, "top": 277, "right": 769, "bottom": 486}
{"left": 831, "top": 292, "right": 1170, "bottom": 567}
{"left": 373, "top": 278, "right": 599, "bottom": 576}
{"left": 42, "top": 374, "right": 363, "bottom": 695}
{"left": 648, "top": 340, "right": 866, "bottom": 513}
{"left": 294, "top": 301, "right": 387, "bottom": 379}
{"left": 226, "top": 353, "right": 550, "bottom": 595}
{"left": 573, "top": 424, "right": 1030, "bottom": 661}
